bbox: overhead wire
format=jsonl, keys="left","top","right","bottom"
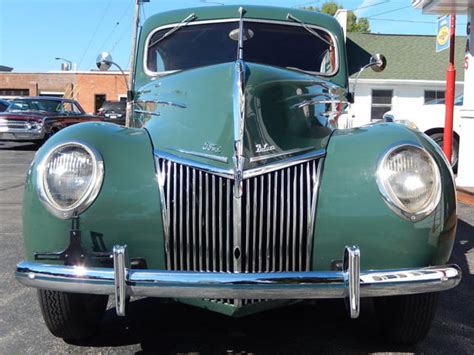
{"left": 77, "top": 0, "right": 113, "bottom": 70}
{"left": 366, "top": 5, "right": 412, "bottom": 18}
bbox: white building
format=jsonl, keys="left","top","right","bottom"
{"left": 345, "top": 32, "right": 465, "bottom": 127}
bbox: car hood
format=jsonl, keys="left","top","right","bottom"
{"left": 0, "top": 111, "right": 58, "bottom": 122}
{"left": 136, "top": 62, "right": 345, "bottom": 171}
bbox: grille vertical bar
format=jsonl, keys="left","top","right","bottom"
{"left": 156, "top": 157, "right": 321, "bottom": 282}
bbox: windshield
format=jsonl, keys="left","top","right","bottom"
{"left": 425, "top": 95, "right": 463, "bottom": 106}
{"left": 7, "top": 99, "right": 62, "bottom": 113}
{"left": 146, "top": 20, "right": 337, "bottom": 75}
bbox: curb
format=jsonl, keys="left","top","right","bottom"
{"left": 457, "top": 187, "right": 474, "bottom": 206}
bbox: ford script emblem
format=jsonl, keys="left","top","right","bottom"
{"left": 202, "top": 142, "right": 222, "bottom": 154}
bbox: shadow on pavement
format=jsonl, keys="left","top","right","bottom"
{"left": 0, "top": 142, "right": 38, "bottom": 151}
{"left": 65, "top": 219, "right": 474, "bottom": 354}
{"left": 70, "top": 298, "right": 420, "bottom": 354}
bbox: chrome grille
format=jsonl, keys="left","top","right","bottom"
{"left": 157, "top": 160, "right": 234, "bottom": 272}
{"left": 241, "top": 160, "right": 319, "bottom": 273}
{"left": 0, "top": 120, "right": 28, "bottom": 129}
{"left": 156, "top": 157, "right": 321, "bottom": 277}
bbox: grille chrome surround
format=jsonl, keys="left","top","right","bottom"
{"left": 156, "top": 154, "right": 323, "bottom": 277}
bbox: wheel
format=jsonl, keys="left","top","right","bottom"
{"left": 43, "top": 127, "right": 59, "bottom": 143}
{"left": 374, "top": 292, "right": 439, "bottom": 345}
{"left": 37, "top": 289, "right": 108, "bottom": 340}
{"left": 429, "top": 132, "right": 459, "bottom": 172}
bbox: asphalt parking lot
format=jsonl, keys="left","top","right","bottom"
{"left": 0, "top": 141, "right": 473, "bottom": 354}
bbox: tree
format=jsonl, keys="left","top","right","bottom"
{"left": 304, "top": 2, "right": 370, "bottom": 33}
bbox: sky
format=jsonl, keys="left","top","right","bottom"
{"left": 0, "top": 0, "right": 469, "bottom": 72}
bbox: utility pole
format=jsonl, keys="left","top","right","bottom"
{"left": 443, "top": 13, "right": 456, "bottom": 163}
{"left": 126, "top": 0, "right": 149, "bottom": 127}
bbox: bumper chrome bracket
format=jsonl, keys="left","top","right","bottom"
{"left": 344, "top": 246, "right": 360, "bottom": 319}
{"left": 113, "top": 245, "right": 128, "bottom": 316}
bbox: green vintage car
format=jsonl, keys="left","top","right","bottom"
{"left": 16, "top": 5, "right": 460, "bottom": 344}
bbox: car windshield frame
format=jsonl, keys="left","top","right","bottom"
{"left": 6, "top": 99, "right": 64, "bottom": 113}
{"left": 144, "top": 18, "right": 339, "bottom": 77}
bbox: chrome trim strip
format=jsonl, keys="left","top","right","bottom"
{"left": 291, "top": 99, "right": 348, "bottom": 109}
{"left": 179, "top": 164, "right": 184, "bottom": 270}
{"left": 155, "top": 158, "right": 171, "bottom": 269}
{"left": 249, "top": 146, "right": 315, "bottom": 162}
{"left": 186, "top": 166, "right": 191, "bottom": 270}
{"left": 172, "top": 162, "right": 178, "bottom": 270}
{"left": 243, "top": 149, "right": 326, "bottom": 179}
{"left": 113, "top": 245, "right": 128, "bottom": 317}
{"left": 154, "top": 150, "right": 233, "bottom": 178}
{"left": 134, "top": 109, "right": 160, "bottom": 117}
{"left": 144, "top": 18, "right": 339, "bottom": 78}
{"left": 232, "top": 59, "right": 246, "bottom": 275}
{"left": 192, "top": 169, "right": 197, "bottom": 270}
{"left": 16, "top": 260, "right": 462, "bottom": 302}
{"left": 155, "top": 149, "right": 326, "bottom": 180}
{"left": 169, "top": 148, "right": 228, "bottom": 163}
{"left": 306, "top": 159, "right": 323, "bottom": 270}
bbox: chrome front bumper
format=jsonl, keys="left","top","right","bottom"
{"left": 0, "top": 127, "right": 45, "bottom": 141}
{"left": 16, "top": 245, "right": 461, "bottom": 318}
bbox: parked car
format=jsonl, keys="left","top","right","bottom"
{"left": 97, "top": 100, "right": 126, "bottom": 125}
{"left": 0, "top": 99, "right": 10, "bottom": 112}
{"left": 0, "top": 96, "right": 101, "bottom": 143}
{"left": 384, "top": 95, "right": 463, "bottom": 169}
{"left": 16, "top": 5, "right": 460, "bottom": 345}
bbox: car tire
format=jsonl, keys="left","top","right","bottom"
{"left": 429, "top": 132, "right": 459, "bottom": 172}
{"left": 37, "top": 289, "right": 108, "bottom": 340}
{"left": 374, "top": 292, "right": 439, "bottom": 345}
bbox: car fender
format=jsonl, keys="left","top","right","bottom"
{"left": 312, "top": 122, "right": 456, "bottom": 271}
{"left": 22, "top": 122, "right": 166, "bottom": 269}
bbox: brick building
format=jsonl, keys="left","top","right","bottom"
{"left": 0, "top": 71, "right": 128, "bottom": 113}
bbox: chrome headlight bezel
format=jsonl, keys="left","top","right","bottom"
{"left": 376, "top": 142, "right": 441, "bottom": 222}
{"left": 36, "top": 141, "right": 104, "bottom": 219}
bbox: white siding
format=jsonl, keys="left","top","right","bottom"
{"left": 346, "top": 79, "right": 464, "bottom": 127}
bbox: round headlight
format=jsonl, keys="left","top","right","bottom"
{"left": 376, "top": 143, "right": 441, "bottom": 222}
{"left": 37, "top": 142, "right": 104, "bottom": 219}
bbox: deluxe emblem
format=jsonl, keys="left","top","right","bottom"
{"left": 202, "top": 142, "right": 222, "bottom": 154}
{"left": 255, "top": 143, "right": 276, "bottom": 153}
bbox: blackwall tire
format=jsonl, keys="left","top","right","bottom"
{"left": 374, "top": 292, "right": 439, "bottom": 345}
{"left": 429, "top": 132, "right": 459, "bottom": 172}
{"left": 37, "top": 289, "right": 108, "bottom": 341}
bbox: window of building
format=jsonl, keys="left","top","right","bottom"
{"left": 39, "top": 91, "right": 64, "bottom": 98}
{"left": 371, "top": 89, "right": 393, "bottom": 121}
{"left": 95, "top": 94, "right": 106, "bottom": 113}
{"left": 0, "top": 89, "right": 29, "bottom": 97}
{"left": 424, "top": 90, "right": 445, "bottom": 104}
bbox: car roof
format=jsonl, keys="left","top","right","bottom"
{"left": 13, "top": 96, "right": 76, "bottom": 103}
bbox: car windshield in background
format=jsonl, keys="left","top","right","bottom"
{"left": 7, "top": 99, "right": 61, "bottom": 113}
{"left": 425, "top": 95, "right": 463, "bottom": 106}
{"left": 147, "top": 21, "right": 337, "bottom": 75}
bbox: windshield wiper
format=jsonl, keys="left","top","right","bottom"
{"left": 286, "top": 13, "right": 334, "bottom": 48}
{"left": 148, "top": 13, "right": 197, "bottom": 48}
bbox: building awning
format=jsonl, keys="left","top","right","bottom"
{"left": 412, "top": 0, "right": 474, "bottom": 14}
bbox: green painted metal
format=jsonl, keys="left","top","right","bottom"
{"left": 23, "top": 122, "right": 166, "bottom": 269}
{"left": 313, "top": 123, "right": 456, "bottom": 271}
{"left": 140, "top": 62, "right": 340, "bottom": 170}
